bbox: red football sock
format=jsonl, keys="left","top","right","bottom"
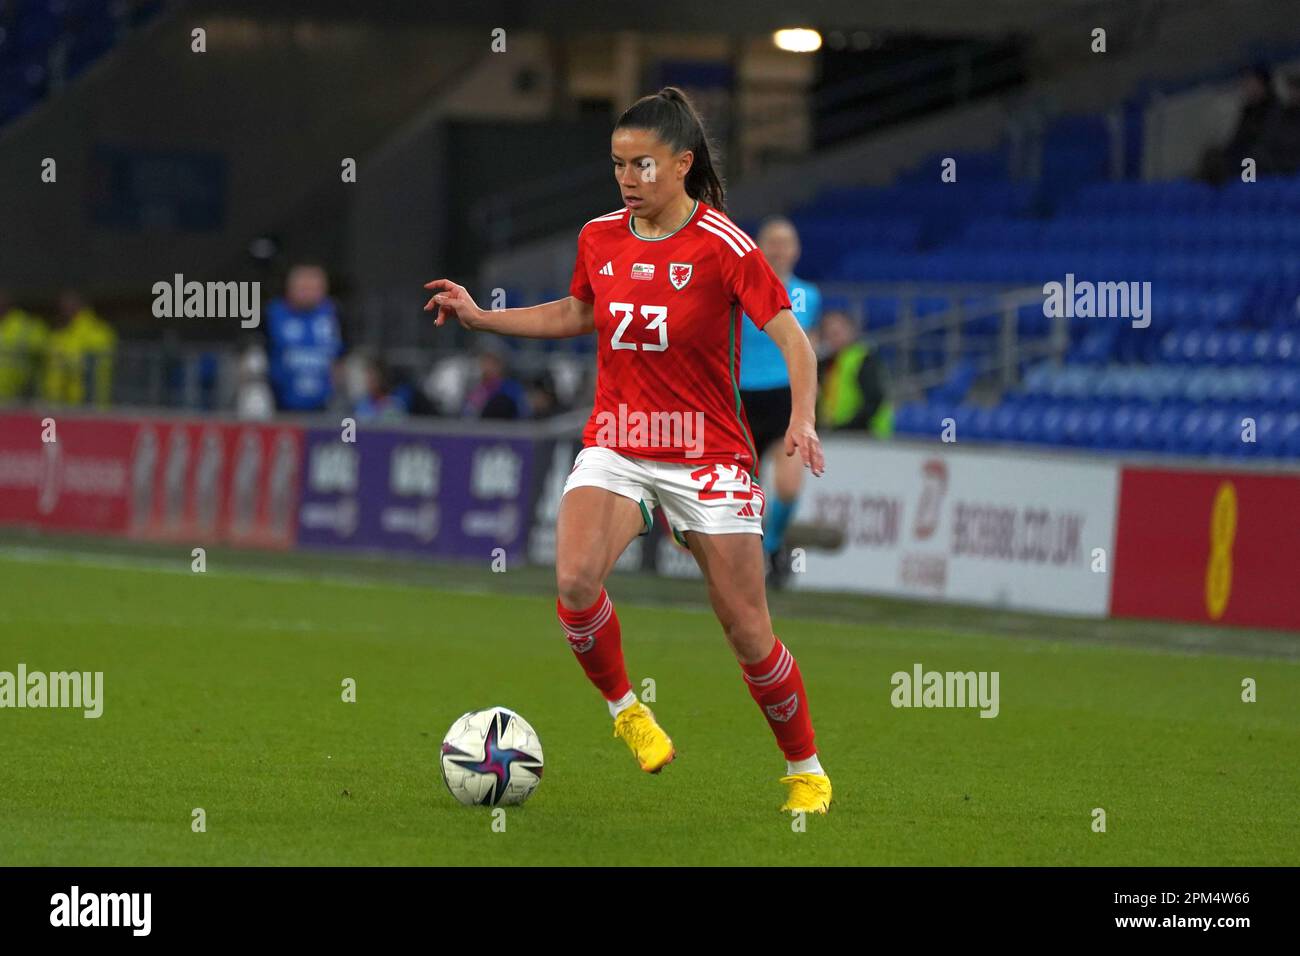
{"left": 741, "top": 637, "right": 817, "bottom": 761}
{"left": 557, "top": 589, "right": 632, "bottom": 702}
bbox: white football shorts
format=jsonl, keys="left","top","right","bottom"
{"left": 561, "top": 445, "right": 765, "bottom": 544}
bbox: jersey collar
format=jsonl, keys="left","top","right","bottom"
{"left": 628, "top": 199, "right": 699, "bottom": 241}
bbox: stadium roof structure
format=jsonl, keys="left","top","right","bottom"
{"left": 205, "top": 0, "right": 1174, "bottom": 36}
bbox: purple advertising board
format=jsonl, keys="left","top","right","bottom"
{"left": 296, "top": 427, "right": 535, "bottom": 562}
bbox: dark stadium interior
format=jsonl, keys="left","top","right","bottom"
{"left": 4, "top": 0, "right": 1300, "bottom": 459}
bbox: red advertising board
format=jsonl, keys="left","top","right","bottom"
{"left": 0, "top": 412, "right": 139, "bottom": 535}
{"left": 0, "top": 411, "right": 303, "bottom": 550}
{"left": 128, "top": 418, "right": 304, "bottom": 550}
{"left": 1111, "top": 467, "right": 1300, "bottom": 630}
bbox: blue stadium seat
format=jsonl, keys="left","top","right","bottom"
{"left": 797, "top": 149, "right": 1300, "bottom": 458}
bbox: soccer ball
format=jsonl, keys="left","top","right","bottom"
{"left": 439, "top": 706, "right": 544, "bottom": 807}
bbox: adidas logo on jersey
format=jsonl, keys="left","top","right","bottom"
{"left": 599, "top": 261, "right": 614, "bottom": 276}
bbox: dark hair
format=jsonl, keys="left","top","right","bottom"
{"left": 757, "top": 214, "right": 797, "bottom": 240}
{"left": 820, "top": 308, "right": 857, "bottom": 330}
{"left": 614, "top": 86, "right": 726, "bottom": 211}
{"left": 1246, "top": 62, "right": 1273, "bottom": 85}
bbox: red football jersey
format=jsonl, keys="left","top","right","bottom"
{"left": 569, "top": 200, "right": 792, "bottom": 469}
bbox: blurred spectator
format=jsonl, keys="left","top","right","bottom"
{"left": 353, "top": 354, "right": 412, "bottom": 422}
{"left": 0, "top": 290, "right": 49, "bottom": 402}
{"left": 816, "top": 309, "right": 893, "bottom": 438}
{"left": 422, "top": 355, "right": 471, "bottom": 416}
{"left": 1263, "top": 73, "right": 1300, "bottom": 174}
{"left": 42, "top": 290, "right": 116, "bottom": 406}
{"left": 526, "top": 370, "right": 561, "bottom": 419}
{"left": 234, "top": 343, "right": 275, "bottom": 420}
{"left": 1200, "top": 63, "right": 1300, "bottom": 182}
{"left": 463, "top": 342, "right": 525, "bottom": 419}
{"left": 328, "top": 350, "right": 368, "bottom": 418}
{"left": 265, "top": 263, "right": 343, "bottom": 412}
{"left": 1224, "top": 65, "right": 1279, "bottom": 156}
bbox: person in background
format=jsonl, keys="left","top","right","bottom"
{"left": 234, "top": 342, "right": 275, "bottom": 420}
{"left": 422, "top": 354, "right": 470, "bottom": 417}
{"left": 526, "top": 369, "right": 561, "bottom": 419}
{"left": 42, "top": 290, "right": 116, "bottom": 406}
{"left": 1199, "top": 63, "right": 1296, "bottom": 182}
{"left": 816, "top": 308, "right": 893, "bottom": 438}
{"left": 1258, "top": 70, "right": 1300, "bottom": 176}
{"left": 265, "top": 263, "right": 343, "bottom": 412}
{"left": 353, "top": 354, "right": 411, "bottom": 422}
{"left": 738, "top": 216, "right": 821, "bottom": 587}
{"left": 0, "top": 290, "right": 49, "bottom": 402}
{"left": 462, "top": 342, "right": 526, "bottom": 419}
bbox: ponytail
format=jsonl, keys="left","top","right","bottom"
{"left": 615, "top": 86, "right": 726, "bottom": 211}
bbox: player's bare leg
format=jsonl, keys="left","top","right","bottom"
{"left": 687, "top": 530, "right": 831, "bottom": 812}
{"left": 555, "top": 486, "right": 643, "bottom": 610}
{"left": 555, "top": 486, "right": 675, "bottom": 772}
{"left": 684, "top": 529, "right": 774, "bottom": 664}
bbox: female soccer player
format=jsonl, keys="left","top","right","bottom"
{"left": 423, "top": 87, "right": 831, "bottom": 813}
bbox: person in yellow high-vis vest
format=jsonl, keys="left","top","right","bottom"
{"left": 42, "top": 291, "right": 117, "bottom": 407}
{"left": 816, "top": 309, "right": 893, "bottom": 438}
{"left": 0, "top": 291, "right": 50, "bottom": 402}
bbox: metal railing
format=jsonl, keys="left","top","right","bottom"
{"left": 366, "top": 280, "right": 1067, "bottom": 408}
{"left": 0, "top": 282, "right": 1063, "bottom": 415}
{"left": 817, "top": 282, "right": 1067, "bottom": 403}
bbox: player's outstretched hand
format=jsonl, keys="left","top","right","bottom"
{"left": 422, "top": 279, "right": 487, "bottom": 331}
{"left": 784, "top": 417, "right": 825, "bottom": 477}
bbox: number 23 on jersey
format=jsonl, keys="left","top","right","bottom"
{"left": 609, "top": 302, "right": 669, "bottom": 352}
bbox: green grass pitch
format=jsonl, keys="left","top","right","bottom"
{"left": 1, "top": 536, "right": 1297, "bottom": 866}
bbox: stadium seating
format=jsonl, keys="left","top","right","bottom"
{"left": 788, "top": 116, "right": 1300, "bottom": 460}
{"left": 0, "top": 0, "right": 163, "bottom": 127}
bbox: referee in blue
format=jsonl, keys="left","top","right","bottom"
{"left": 740, "top": 216, "right": 821, "bottom": 587}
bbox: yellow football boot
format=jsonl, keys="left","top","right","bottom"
{"left": 612, "top": 701, "right": 676, "bottom": 773}
{"left": 779, "top": 772, "right": 832, "bottom": 813}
